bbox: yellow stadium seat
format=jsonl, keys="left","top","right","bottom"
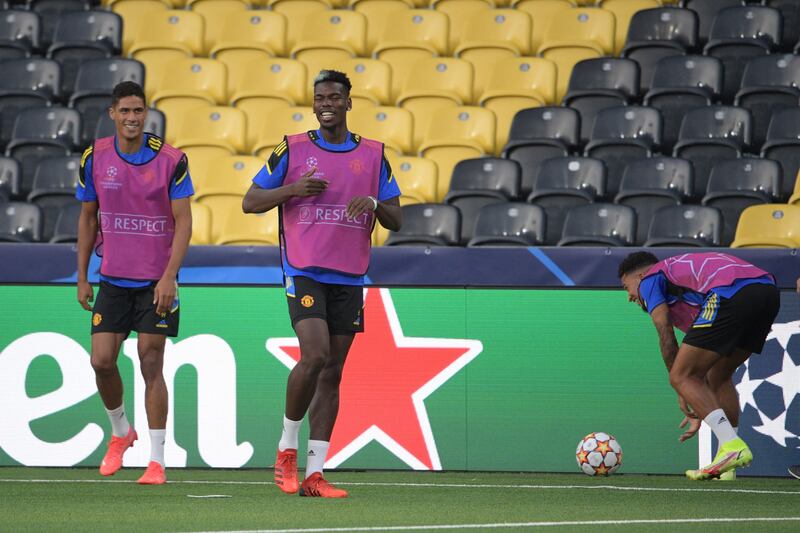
{"left": 190, "top": 201, "right": 213, "bottom": 245}
{"left": 152, "top": 57, "right": 227, "bottom": 108}
{"left": 338, "top": 58, "right": 393, "bottom": 107}
{"left": 173, "top": 106, "right": 247, "bottom": 161}
{"left": 252, "top": 106, "right": 318, "bottom": 159}
{"left": 731, "top": 204, "right": 800, "bottom": 248}
{"left": 432, "top": 0, "right": 492, "bottom": 54}
{"left": 391, "top": 155, "right": 438, "bottom": 204}
{"left": 479, "top": 57, "right": 556, "bottom": 150}
{"left": 210, "top": 10, "right": 287, "bottom": 65}
{"left": 238, "top": 101, "right": 291, "bottom": 154}
{"left": 229, "top": 57, "right": 307, "bottom": 110}
{"left": 537, "top": 7, "right": 615, "bottom": 101}
{"left": 135, "top": 49, "right": 188, "bottom": 103}
{"left": 112, "top": 0, "right": 168, "bottom": 56}
{"left": 513, "top": 0, "right": 574, "bottom": 53}
{"left": 373, "top": 9, "right": 450, "bottom": 101}
{"left": 190, "top": 0, "right": 249, "bottom": 55}
{"left": 128, "top": 10, "right": 205, "bottom": 58}
{"left": 352, "top": 0, "right": 413, "bottom": 54}
{"left": 600, "top": 0, "right": 660, "bottom": 55}
{"left": 269, "top": 0, "right": 331, "bottom": 51}
{"left": 789, "top": 172, "right": 800, "bottom": 206}
{"left": 419, "top": 106, "right": 496, "bottom": 200}
{"left": 348, "top": 106, "right": 414, "bottom": 158}
{"left": 193, "top": 154, "right": 262, "bottom": 200}
{"left": 216, "top": 207, "right": 280, "bottom": 245}
{"left": 199, "top": 195, "right": 243, "bottom": 243}
{"left": 397, "top": 57, "right": 474, "bottom": 152}
{"left": 292, "top": 10, "right": 368, "bottom": 58}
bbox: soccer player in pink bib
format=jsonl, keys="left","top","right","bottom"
{"left": 76, "top": 82, "right": 193, "bottom": 485}
{"left": 619, "top": 251, "right": 780, "bottom": 480}
{"left": 243, "top": 70, "right": 402, "bottom": 497}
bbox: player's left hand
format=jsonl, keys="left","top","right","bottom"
{"left": 679, "top": 415, "right": 701, "bottom": 442}
{"left": 346, "top": 196, "right": 376, "bottom": 220}
{"left": 153, "top": 276, "right": 177, "bottom": 316}
{"left": 678, "top": 395, "right": 697, "bottom": 419}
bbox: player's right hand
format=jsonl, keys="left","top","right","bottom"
{"left": 678, "top": 415, "right": 701, "bottom": 442}
{"left": 678, "top": 395, "right": 697, "bottom": 419}
{"left": 77, "top": 280, "right": 94, "bottom": 311}
{"left": 292, "top": 167, "right": 328, "bottom": 197}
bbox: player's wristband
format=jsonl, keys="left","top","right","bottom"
{"left": 368, "top": 196, "right": 378, "bottom": 211}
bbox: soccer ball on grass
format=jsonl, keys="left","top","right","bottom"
{"left": 576, "top": 432, "right": 622, "bottom": 476}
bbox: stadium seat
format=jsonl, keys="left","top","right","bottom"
{"left": 644, "top": 204, "right": 722, "bottom": 247}
{"left": 558, "top": 203, "right": 635, "bottom": 247}
{"left": 614, "top": 156, "right": 693, "bottom": 246}
{"left": 209, "top": 10, "right": 288, "bottom": 66}
{"left": 215, "top": 202, "right": 279, "bottom": 246}
{"left": 353, "top": 0, "right": 413, "bottom": 54}
{"left": 128, "top": 10, "right": 205, "bottom": 60}
{"left": 643, "top": 55, "right": 723, "bottom": 152}
{"left": 27, "top": 155, "right": 79, "bottom": 242}
{"left": 562, "top": 57, "right": 640, "bottom": 148}
{"left": 373, "top": 9, "right": 449, "bottom": 101}
{"left": 601, "top": 0, "right": 660, "bottom": 55}
{"left": 528, "top": 156, "right": 605, "bottom": 245}
{"left": 0, "top": 9, "right": 41, "bottom": 59}
{"left": 419, "top": 106, "right": 496, "bottom": 201}
{"left": 467, "top": 202, "right": 546, "bottom": 246}
{"left": 6, "top": 107, "right": 80, "bottom": 197}
{"left": 292, "top": 9, "right": 366, "bottom": 58}
{"left": 0, "top": 58, "right": 60, "bottom": 149}
{"left": 513, "top": 0, "right": 573, "bottom": 54}
{"left": 173, "top": 106, "right": 246, "bottom": 161}
{"left": 29, "top": 0, "right": 90, "bottom": 51}
{"left": 479, "top": 57, "right": 557, "bottom": 151}
{"left": 454, "top": 9, "right": 533, "bottom": 97}
{"left": 735, "top": 54, "right": 800, "bottom": 150}
{"left": 134, "top": 49, "right": 186, "bottom": 104}
{"left": 673, "top": 106, "right": 752, "bottom": 200}
{"left": 329, "top": 58, "right": 389, "bottom": 108}
{"left": 69, "top": 58, "right": 145, "bottom": 146}
{"left": 348, "top": 106, "right": 413, "bottom": 158}
{"left": 701, "top": 158, "right": 781, "bottom": 246}
{"left": 0, "top": 156, "right": 20, "bottom": 201}
{"left": 191, "top": 0, "right": 249, "bottom": 56}
{"left": 0, "top": 201, "right": 42, "bottom": 242}
{"left": 94, "top": 107, "right": 166, "bottom": 141}
{"left": 537, "top": 7, "right": 615, "bottom": 102}
{"left": 49, "top": 201, "right": 81, "bottom": 243}
{"left": 502, "top": 106, "right": 580, "bottom": 199}
{"left": 269, "top": 0, "right": 331, "bottom": 52}
{"left": 46, "top": 10, "right": 121, "bottom": 98}
{"left": 584, "top": 106, "right": 662, "bottom": 200}
{"left": 789, "top": 173, "right": 800, "bottom": 206}
{"left": 765, "top": 0, "right": 800, "bottom": 52}
{"left": 761, "top": 107, "right": 800, "bottom": 201}
{"left": 731, "top": 203, "right": 800, "bottom": 247}
{"left": 112, "top": 0, "right": 167, "bottom": 57}
{"left": 252, "top": 106, "right": 317, "bottom": 159}
{"left": 229, "top": 58, "right": 307, "bottom": 121}
{"left": 621, "top": 7, "right": 698, "bottom": 94}
{"left": 199, "top": 193, "right": 242, "bottom": 243}
{"left": 396, "top": 58, "right": 474, "bottom": 152}
{"left": 443, "top": 157, "right": 520, "bottom": 244}
{"left": 681, "top": 0, "right": 744, "bottom": 46}
{"left": 189, "top": 201, "right": 212, "bottom": 245}
{"left": 703, "top": 6, "right": 782, "bottom": 104}
{"left": 384, "top": 203, "right": 461, "bottom": 246}
{"left": 432, "top": 0, "right": 491, "bottom": 54}
{"left": 192, "top": 154, "right": 261, "bottom": 201}
{"left": 389, "top": 155, "right": 438, "bottom": 205}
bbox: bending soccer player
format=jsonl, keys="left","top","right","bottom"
{"left": 76, "top": 82, "right": 193, "bottom": 484}
{"left": 619, "top": 251, "right": 780, "bottom": 480}
{"left": 243, "top": 70, "right": 402, "bottom": 497}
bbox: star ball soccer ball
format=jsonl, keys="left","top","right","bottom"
{"left": 576, "top": 432, "right": 622, "bottom": 476}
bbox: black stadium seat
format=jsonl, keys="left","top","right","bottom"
{"left": 28, "top": 0, "right": 91, "bottom": 50}
{"left": 27, "top": 155, "right": 79, "bottom": 241}
{"left": 384, "top": 204, "right": 461, "bottom": 247}
{"left": 682, "top": 0, "right": 745, "bottom": 46}
{"left": 0, "top": 200, "right": 42, "bottom": 242}
{"left": 558, "top": 203, "right": 636, "bottom": 247}
{"left": 0, "top": 155, "right": 20, "bottom": 201}
{"left": 761, "top": 107, "right": 800, "bottom": 200}
{"left": 468, "top": 202, "right": 545, "bottom": 247}
{"left": 765, "top": 0, "right": 800, "bottom": 52}
{"left": 0, "top": 9, "right": 41, "bottom": 59}
{"left": 644, "top": 204, "right": 722, "bottom": 247}
{"left": 49, "top": 200, "right": 81, "bottom": 243}
{"left": 0, "top": 58, "right": 61, "bottom": 148}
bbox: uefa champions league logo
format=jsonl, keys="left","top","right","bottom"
{"left": 306, "top": 156, "right": 318, "bottom": 169}
{"left": 735, "top": 320, "right": 800, "bottom": 449}
{"left": 106, "top": 166, "right": 118, "bottom": 178}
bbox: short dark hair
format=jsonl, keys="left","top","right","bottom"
{"left": 618, "top": 251, "right": 659, "bottom": 278}
{"left": 111, "top": 81, "right": 146, "bottom": 107}
{"left": 313, "top": 70, "right": 352, "bottom": 95}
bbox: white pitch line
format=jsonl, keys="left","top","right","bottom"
{"left": 1, "top": 478, "right": 800, "bottom": 496}
{"left": 185, "top": 517, "right": 800, "bottom": 533}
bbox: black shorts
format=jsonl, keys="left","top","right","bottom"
{"left": 286, "top": 275, "right": 364, "bottom": 335}
{"left": 91, "top": 281, "right": 180, "bottom": 337}
{"left": 682, "top": 282, "right": 780, "bottom": 356}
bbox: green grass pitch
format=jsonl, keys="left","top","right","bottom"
{"left": 1, "top": 468, "right": 799, "bottom": 532}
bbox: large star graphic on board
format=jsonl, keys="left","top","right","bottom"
{"left": 266, "top": 288, "right": 483, "bottom": 470}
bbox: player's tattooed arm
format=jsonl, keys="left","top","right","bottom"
{"left": 650, "top": 303, "right": 678, "bottom": 371}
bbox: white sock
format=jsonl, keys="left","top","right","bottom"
{"left": 149, "top": 429, "right": 166, "bottom": 466}
{"left": 733, "top": 426, "right": 738, "bottom": 435}
{"left": 278, "top": 416, "right": 302, "bottom": 451}
{"left": 105, "top": 404, "right": 130, "bottom": 438}
{"left": 305, "top": 440, "right": 329, "bottom": 479}
{"left": 704, "top": 409, "right": 737, "bottom": 446}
